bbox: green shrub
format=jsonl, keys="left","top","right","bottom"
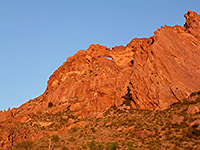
{"left": 15, "top": 140, "right": 33, "bottom": 150}
{"left": 71, "top": 127, "right": 78, "bottom": 132}
{"left": 182, "top": 98, "right": 190, "bottom": 105}
{"left": 98, "top": 144, "right": 104, "bottom": 150}
{"left": 191, "top": 128, "right": 200, "bottom": 137}
{"left": 190, "top": 92, "right": 197, "bottom": 97}
{"left": 88, "top": 140, "right": 98, "bottom": 150}
{"left": 196, "top": 97, "right": 200, "bottom": 102}
{"left": 186, "top": 127, "right": 200, "bottom": 139}
{"left": 110, "top": 105, "right": 117, "bottom": 110}
{"left": 106, "top": 141, "right": 119, "bottom": 150}
{"left": 51, "top": 134, "right": 59, "bottom": 142}
{"left": 68, "top": 137, "right": 76, "bottom": 142}
{"left": 87, "top": 140, "right": 104, "bottom": 150}
{"left": 48, "top": 102, "right": 53, "bottom": 108}
{"left": 126, "top": 142, "right": 134, "bottom": 150}
{"left": 197, "top": 91, "right": 200, "bottom": 95}
{"left": 62, "top": 146, "right": 69, "bottom": 150}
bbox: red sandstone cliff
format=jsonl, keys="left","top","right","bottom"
{"left": 39, "top": 10, "right": 200, "bottom": 116}
{"left": 0, "top": 10, "right": 200, "bottom": 149}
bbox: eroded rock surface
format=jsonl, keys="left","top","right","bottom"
{"left": 43, "top": 10, "right": 200, "bottom": 115}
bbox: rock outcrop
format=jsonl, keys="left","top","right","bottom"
{"left": 42, "top": 10, "right": 200, "bottom": 116}
{"left": 0, "top": 10, "right": 200, "bottom": 149}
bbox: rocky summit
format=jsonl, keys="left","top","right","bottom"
{"left": 0, "top": 10, "right": 200, "bottom": 149}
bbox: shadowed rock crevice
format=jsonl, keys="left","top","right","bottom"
{"left": 170, "top": 87, "right": 181, "bottom": 102}
{"left": 122, "top": 86, "right": 140, "bottom": 109}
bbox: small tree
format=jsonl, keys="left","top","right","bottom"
{"left": 48, "top": 102, "right": 53, "bottom": 108}
{"left": 106, "top": 141, "right": 119, "bottom": 150}
{"left": 51, "top": 134, "right": 59, "bottom": 142}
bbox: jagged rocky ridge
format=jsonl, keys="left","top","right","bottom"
{"left": 43, "top": 10, "right": 200, "bottom": 115}
{"left": 0, "top": 10, "right": 200, "bottom": 149}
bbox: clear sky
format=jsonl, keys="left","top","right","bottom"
{"left": 0, "top": 0, "right": 200, "bottom": 111}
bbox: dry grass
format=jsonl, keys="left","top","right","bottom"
{"left": 10, "top": 95, "right": 200, "bottom": 150}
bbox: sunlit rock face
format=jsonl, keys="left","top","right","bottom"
{"left": 0, "top": 10, "right": 200, "bottom": 121}
{"left": 43, "top": 10, "right": 200, "bottom": 117}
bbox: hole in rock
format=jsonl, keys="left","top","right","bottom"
{"left": 104, "top": 56, "right": 114, "bottom": 61}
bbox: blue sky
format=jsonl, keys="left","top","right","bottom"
{"left": 0, "top": 0, "right": 200, "bottom": 111}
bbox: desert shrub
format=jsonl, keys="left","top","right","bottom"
{"left": 41, "top": 126, "right": 45, "bottom": 130}
{"left": 110, "top": 105, "right": 117, "bottom": 110}
{"left": 15, "top": 140, "right": 33, "bottom": 150}
{"left": 192, "top": 124, "right": 199, "bottom": 128}
{"left": 62, "top": 146, "right": 69, "bottom": 150}
{"left": 51, "top": 134, "right": 59, "bottom": 142}
{"left": 98, "top": 144, "right": 104, "bottom": 150}
{"left": 191, "top": 128, "right": 200, "bottom": 137}
{"left": 88, "top": 140, "right": 98, "bottom": 150}
{"left": 88, "top": 140, "right": 104, "bottom": 150}
{"left": 186, "top": 127, "right": 200, "bottom": 139}
{"left": 48, "top": 102, "right": 53, "bottom": 108}
{"left": 123, "top": 99, "right": 131, "bottom": 106}
{"left": 126, "top": 142, "right": 134, "bottom": 150}
{"left": 196, "top": 97, "right": 200, "bottom": 102}
{"left": 179, "top": 122, "right": 188, "bottom": 128}
{"left": 190, "top": 92, "right": 197, "bottom": 97}
{"left": 197, "top": 91, "right": 200, "bottom": 95}
{"left": 106, "top": 141, "right": 119, "bottom": 150}
{"left": 104, "top": 109, "right": 111, "bottom": 116}
{"left": 68, "top": 137, "right": 76, "bottom": 142}
{"left": 161, "top": 127, "right": 166, "bottom": 131}
{"left": 70, "top": 127, "right": 78, "bottom": 132}
{"left": 91, "top": 127, "right": 96, "bottom": 133}
{"left": 182, "top": 98, "right": 190, "bottom": 105}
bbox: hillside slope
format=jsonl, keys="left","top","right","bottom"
{"left": 2, "top": 92, "right": 200, "bottom": 149}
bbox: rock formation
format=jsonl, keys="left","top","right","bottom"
{"left": 41, "top": 10, "right": 200, "bottom": 116}
{"left": 0, "top": 10, "right": 200, "bottom": 149}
